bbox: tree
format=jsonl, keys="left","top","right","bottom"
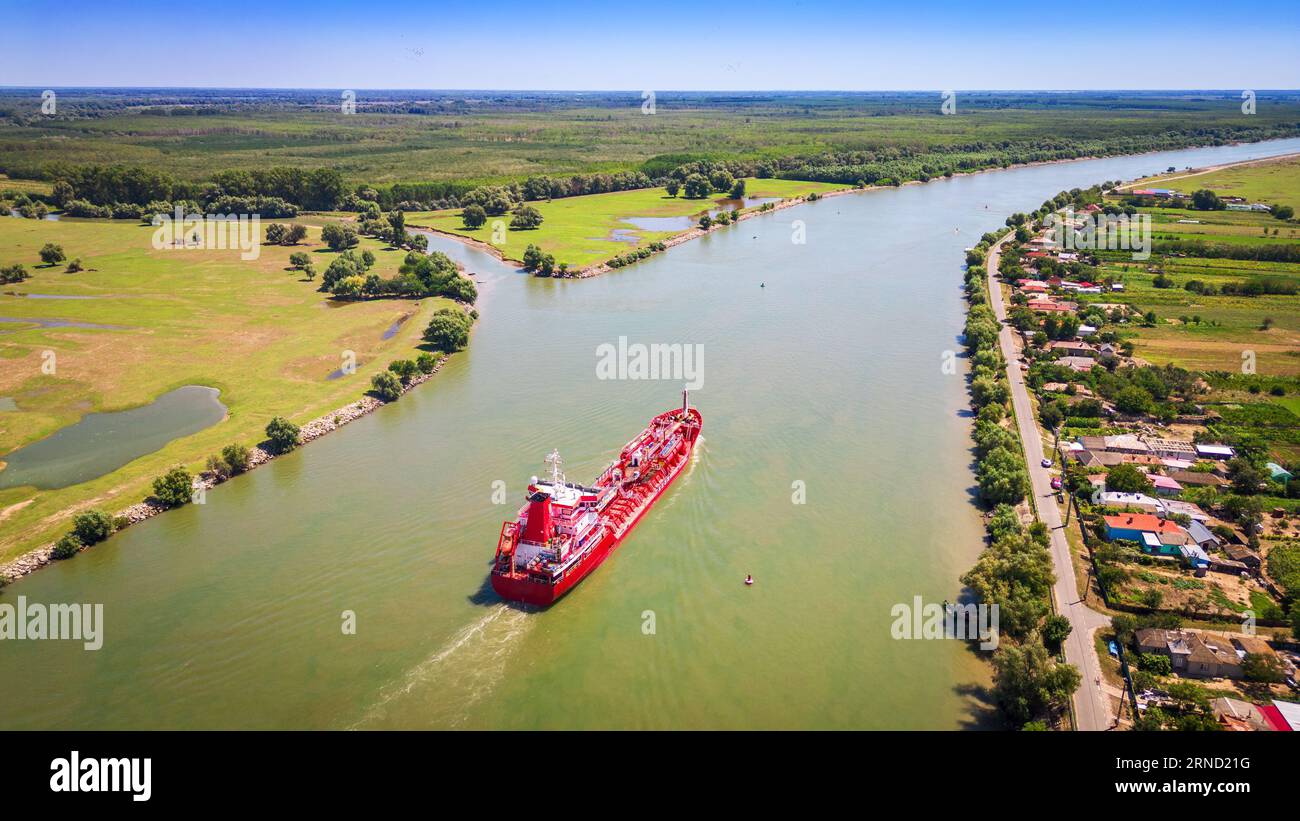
{"left": 522, "top": 243, "right": 544, "bottom": 272}
{"left": 71, "top": 509, "right": 115, "bottom": 545}
{"left": 265, "top": 223, "right": 288, "bottom": 245}
{"left": 416, "top": 352, "right": 440, "bottom": 374}
{"left": 1114, "top": 385, "right": 1152, "bottom": 415}
{"left": 221, "top": 443, "right": 251, "bottom": 474}
{"left": 1104, "top": 463, "right": 1152, "bottom": 494}
{"left": 729, "top": 179, "right": 746, "bottom": 199}
{"left": 289, "top": 251, "right": 310, "bottom": 269}
{"left": 51, "top": 179, "right": 75, "bottom": 207}
{"left": 387, "top": 359, "right": 419, "bottom": 383}
{"left": 453, "top": 203, "right": 486, "bottom": 229}
{"left": 423, "top": 308, "right": 472, "bottom": 352}
{"left": 65, "top": 258, "right": 84, "bottom": 273}
{"left": 683, "top": 173, "right": 711, "bottom": 199}
{"left": 285, "top": 224, "right": 308, "bottom": 244}
{"left": 1042, "top": 615, "right": 1072, "bottom": 650}
{"left": 265, "top": 416, "right": 301, "bottom": 453}
{"left": 1270, "top": 204, "right": 1294, "bottom": 221}
{"left": 371, "top": 371, "right": 403, "bottom": 401}
{"left": 977, "top": 446, "right": 1029, "bottom": 505}
{"left": 991, "top": 636, "right": 1082, "bottom": 726}
{"left": 39, "top": 243, "right": 66, "bottom": 266}
{"left": 1241, "top": 652, "right": 1285, "bottom": 683}
{"left": 320, "top": 222, "right": 358, "bottom": 251}
{"left": 698, "top": 214, "right": 713, "bottom": 230}
{"left": 665, "top": 180, "right": 680, "bottom": 197}
{"left": 1228, "top": 458, "right": 1266, "bottom": 495}
{"left": 1190, "top": 189, "right": 1225, "bottom": 211}
{"left": 152, "top": 465, "right": 194, "bottom": 508}
{"left": 0, "top": 264, "right": 30, "bottom": 284}
{"left": 510, "top": 205, "right": 544, "bottom": 230}
{"left": 52, "top": 533, "right": 83, "bottom": 560}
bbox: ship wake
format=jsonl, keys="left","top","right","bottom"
{"left": 349, "top": 604, "right": 534, "bottom": 729}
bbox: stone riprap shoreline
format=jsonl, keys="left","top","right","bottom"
{"left": 0, "top": 357, "right": 448, "bottom": 583}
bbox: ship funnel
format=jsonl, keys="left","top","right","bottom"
{"left": 519, "top": 489, "right": 553, "bottom": 545}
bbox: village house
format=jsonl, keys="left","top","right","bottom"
{"left": 1195, "top": 443, "right": 1236, "bottom": 461}
{"left": 1103, "top": 513, "right": 1188, "bottom": 551}
{"left": 1143, "top": 437, "right": 1198, "bottom": 460}
{"left": 1027, "top": 299, "right": 1074, "bottom": 314}
{"left": 1185, "top": 519, "right": 1220, "bottom": 550}
{"left": 1048, "top": 340, "right": 1097, "bottom": 358}
{"left": 1135, "top": 629, "right": 1242, "bottom": 678}
{"left": 1162, "top": 499, "right": 1210, "bottom": 522}
{"left": 1212, "top": 698, "right": 1276, "bottom": 731}
{"left": 1093, "top": 490, "right": 1163, "bottom": 512}
{"left": 1058, "top": 356, "right": 1095, "bottom": 373}
{"left": 1222, "top": 543, "right": 1261, "bottom": 570}
{"left": 1168, "top": 469, "right": 1228, "bottom": 489}
{"left": 1150, "top": 474, "right": 1183, "bottom": 496}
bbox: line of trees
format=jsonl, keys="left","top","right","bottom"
{"left": 961, "top": 231, "right": 1080, "bottom": 728}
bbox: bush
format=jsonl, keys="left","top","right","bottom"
{"left": 52, "top": 533, "right": 83, "bottom": 560}
{"left": 152, "top": 465, "right": 194, "bottom": 508}
{"left": 221, "top": 443, "right": 251, "bottom": 474}
{"left": 206, "top": 454, "right": 232, "bottom": 480}
{"left": 71, "top": 509, "right": 115, "bottom": 545}
{"left": 423, "top": 308, "right": 473, "bottom": 352}
{"left": 416, "top": 352, "right": 440, "bottom": 374}
{"left": 371, "top": 371, "right": 403, "bottom": 402}
{"left": 265, "top": 417, "right": 301, "bottom": 453}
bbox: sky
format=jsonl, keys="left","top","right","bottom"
{"left": 2, "top": 0, "right": 1299, "bottom": 90}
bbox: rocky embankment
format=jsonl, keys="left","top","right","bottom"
{"left": 0, "top": 357, "right": 449, "bottom": 584}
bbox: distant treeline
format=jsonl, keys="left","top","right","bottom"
{"left": 8, "top": 163, "right": 348, "bottom": 212}
{"left": 7, "top": 122, "right": 1300, "bottom": 217}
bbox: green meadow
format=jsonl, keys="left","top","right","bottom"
{"left": 1133, "top": 155, "right": 1300, "bottom": 212}
{"left": 0, "top": 216, "right": 455, "bottom": 564}
{"left": 407, "top": 178, "right": 846, "bottom": 269}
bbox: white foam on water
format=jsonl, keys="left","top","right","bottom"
{"left": 350, "top": 603, "right": 534, "bottom": 729}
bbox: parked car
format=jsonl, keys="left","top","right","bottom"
{"left": 1040, "top": 458, "right": 1052, "bottom": 468}
{"left": 1051, "top": 477, "right": 1063, "bottom": 490}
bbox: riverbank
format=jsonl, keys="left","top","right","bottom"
{"left": 406, "top": 147, "right": 1236, "bottom": 281}
{"left": 1116, "top": 151, "right": 1300, "bottom": 191}
{"left": 0, "top": 351, "right": 454, "bottom": 583}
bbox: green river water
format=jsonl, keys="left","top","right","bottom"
{"left": 2, "top": 139, "right": 1298, "bottom": 729}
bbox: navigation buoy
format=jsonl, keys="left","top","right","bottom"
{"left": 760, "top": 282, "right": 765, "bottom": 288}
{"left": 745, "top": 574, "right": 754, "bottom": 586}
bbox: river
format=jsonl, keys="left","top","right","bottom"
{"left": 2, "top": 138, "right": 1297, "bottom": 730}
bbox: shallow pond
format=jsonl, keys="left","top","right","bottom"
{"left": 0, "top": 385, "right": 227, "bottom": 490}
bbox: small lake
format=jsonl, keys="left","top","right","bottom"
{"left": 0, "top": 385, "right": 226, "bottom": 490}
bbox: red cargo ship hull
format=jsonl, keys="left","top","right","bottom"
{"left": 491, "top": 398, "right": 702, "bottom": 606}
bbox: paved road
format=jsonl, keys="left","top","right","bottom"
{"left": 984, "top": 237, "right": 1114, "bottom": 731}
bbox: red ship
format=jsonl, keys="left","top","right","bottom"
{"left": 491, "top": 390, "right": 703, "bottom": 606}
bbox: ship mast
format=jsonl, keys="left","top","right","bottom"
{"left": 545, "top": 449, "right": 565, "bottom": 487}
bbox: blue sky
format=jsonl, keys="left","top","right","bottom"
{"left": 4, "top": 0, "right": 1299, "bottom": 89}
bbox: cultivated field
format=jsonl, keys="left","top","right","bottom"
{"left": 1085, "top": 158, "right": 1300, "bottom": 375}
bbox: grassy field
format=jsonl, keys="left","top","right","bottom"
{"left": 407, "top": 178, "right": 846, "bottom": 269}
{"left": 4, "top": 91, "right": 1299, "bottom": 186}
{"left": 1130, "top": 155, "right": 1300, "bottom": 212}
{"left": 0, "top": 215, "right": 455, "bottom": 564}
{"left": 1082, "top": 158, "right": 1300, "bottom": 375}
